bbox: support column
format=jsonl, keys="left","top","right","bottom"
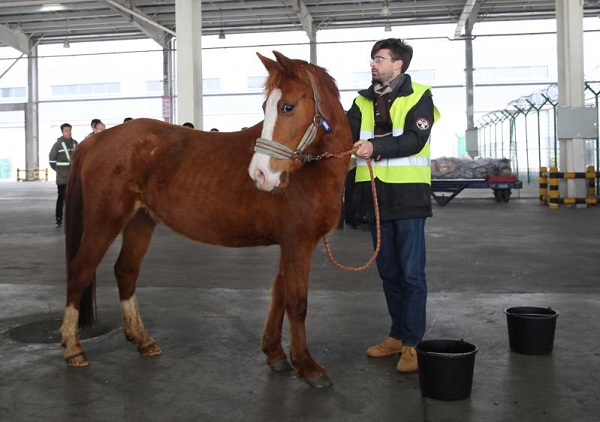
{"left": 25, "top": 42, "right": 39, "bottom": 179}
{"left": 556, "top": 0, "right": 586, "bottom": 204}
{"left": 309, "top": 34, "right": 317, "bottom": 64}
{"left": 163, "top": 41, "right": 174, "bottom": 123}
{"left": 175, "top": 0, "right": 203, "bottom": 128}
{"left": 464, "top": 18, "right": 478, "bottom": 158}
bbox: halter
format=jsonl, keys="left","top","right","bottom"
{"left": 254, "top": 69, "right": 330, "bottom": 162}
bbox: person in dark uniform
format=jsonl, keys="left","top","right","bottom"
{"left": 48, "top": 123, "right": 78, "bottom": 227}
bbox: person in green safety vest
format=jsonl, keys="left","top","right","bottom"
{"left": 49, "top": 123, "right": 78, "bottom": 227}
{"left": 346, "top": 38, "right": 440, "bottom": 374}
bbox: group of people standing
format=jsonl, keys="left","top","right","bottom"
{"left": 48, "top": 117, "right": 122, "bottom": 226}
{"left": 47, "top": 37, "right": 437, "bottom": 375}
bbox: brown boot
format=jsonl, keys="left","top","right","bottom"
{"left": 367, "top": 337, "right": 403, "bottom": 358}
{"left": 397, "top": 345, "right": 418, "bottom": 373}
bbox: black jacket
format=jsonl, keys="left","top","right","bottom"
{"left": 346, "top": 74, "right": 435, "bottom": 222}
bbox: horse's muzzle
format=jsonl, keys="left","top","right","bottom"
{"left": 248, "top": 153, "right": 283, "bottom": 191}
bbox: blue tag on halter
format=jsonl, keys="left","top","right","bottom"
{"left": 321, "top": 119, "right": 331, "bottom": 132}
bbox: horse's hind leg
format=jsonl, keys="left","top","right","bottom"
{"left": 114, "top": 210, "right": 161, "bottom": 357}
{"left": 60, "top": 223, "right": 125, "bottom": 366}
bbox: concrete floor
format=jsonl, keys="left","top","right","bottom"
{"left": 1, "top": 180, "right": 599, "bottom": 422}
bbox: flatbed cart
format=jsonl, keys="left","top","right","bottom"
{"left": 431, "top": 175, "right": 522, "bottom": 206}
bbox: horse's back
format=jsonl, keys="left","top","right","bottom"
{"left": 75, "top": 119, "right": 277, "bottom": 245}
{"left": 79, "top": 119, "right": 260, "bottom": 187}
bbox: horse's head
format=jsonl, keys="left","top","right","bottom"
{"left": 248, "top": 51, "right": 345, "bottom": 191}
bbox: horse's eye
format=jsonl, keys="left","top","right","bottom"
{"left": 281, "top": 103, "right": 294, "bottom": 114}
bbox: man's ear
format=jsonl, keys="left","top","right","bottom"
{"left": 395, "top": 59, "right": 404, "bottom": 72}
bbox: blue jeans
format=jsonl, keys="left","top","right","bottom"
{"left": 370, "top": 217, "right": 427, "bottom": 345}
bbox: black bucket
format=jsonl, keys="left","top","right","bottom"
{"left": 416, "top": 339, "right": 478, "bottom": 401}
{"left": 505, "top": 306, "right": 558, "bottom": 355}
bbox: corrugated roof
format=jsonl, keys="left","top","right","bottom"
{"left": 1, "top": 0, "right": 599, "bottom": 52}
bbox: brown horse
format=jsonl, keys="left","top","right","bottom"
{"left": 59, "top": 51, "right": 353, "bottom": 387}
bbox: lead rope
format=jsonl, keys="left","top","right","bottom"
{"left": 323, "top": 150, "right": 380, "bottom": 272}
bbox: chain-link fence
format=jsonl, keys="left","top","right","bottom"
{"left": 476, "top": 79, "right": 600, "bottom": 186}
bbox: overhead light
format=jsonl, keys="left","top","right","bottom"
{"left": 15, "top": 24, "right": 24, "bottom": 34}
{"left": 381, "top": 1, "right": 391, "bottom": 17}
{"left": 384, "top": 22, "right": 392, "bottom": 32}
{"left": 218, "top": 29, "right": 226, "bottom": 40}
{"left": 40, "top": 3, "right": 67, "bottom": 12}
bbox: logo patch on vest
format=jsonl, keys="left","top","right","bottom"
{"left": 416, "top": 117, "right": 430, "bottom": 131}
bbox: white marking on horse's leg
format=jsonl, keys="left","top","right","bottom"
{"left": 121, "top": 294, "right": 146, "bottom": 342}
{"left": 248, "top": 88, "right": 283, "bottom": 191}
{"left": 59, "top": 305, "right": 87, "bottom": 364}
{"left": 121, "top": 295, "right": 160, "bottom": 355}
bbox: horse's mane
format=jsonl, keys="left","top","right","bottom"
{"left": 307, "top": 63, "right": 341, "bottom": 99}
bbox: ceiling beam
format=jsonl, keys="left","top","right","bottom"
{"left": 0, "top": 24, "right": 30, "bottom": 54}
{"left": 283, "top": 0, "right": 315, "bottom": 41}
{"left": 101, "top": 0, "right": 174, "bottom": 48}
{"left": 454, "top": 0, "right": 482, "bottom": 39}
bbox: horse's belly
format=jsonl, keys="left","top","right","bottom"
{"left": 155, "top": 212, "right": 276, "bottom": 248}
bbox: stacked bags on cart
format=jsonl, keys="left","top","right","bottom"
{"left": 431, "top": 157, "right": 513, "bottom": 179}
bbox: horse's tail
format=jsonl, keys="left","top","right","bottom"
{"left": 64, "top": 147, "right": 96, "bottom": 327}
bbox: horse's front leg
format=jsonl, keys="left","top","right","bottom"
{"left": 262, "top": 270, "right": 292, "bottom": 372}
{"left": 282, "top": 241, "right": 332, "bottom": 388}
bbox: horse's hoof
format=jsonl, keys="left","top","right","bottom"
{"left": 139, "top": 342, "right": 162, "bottom": 356}
{"left": 306, "top": 372, "right": 333, "bottom": 388}
{"left": 269, "top": 358, "right": 292, "bottom": 372}
{"left": 66, "top": 353, "right": 90, "bottom": 367}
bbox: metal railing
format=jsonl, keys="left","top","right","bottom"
{"left": 476, "top": 81, "right": 600, "bottom": 189}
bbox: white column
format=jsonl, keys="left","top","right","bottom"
{"left": 26, "top": 42, "right": 39, "bottom": 178}
{"left": 555, "top": 0, "right": 586, "bottom": 203}
{"left": 175, "top": 0, "right": 203, "bottom": 129}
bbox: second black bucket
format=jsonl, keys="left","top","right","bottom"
{"left": 505, "top": 306, "right": 558, "bottom": 355}
{"left": 416, "top": 339, "right": 477, "bottom": 401}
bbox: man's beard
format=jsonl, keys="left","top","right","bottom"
{"left": 371, "top": 75, "right": 382, "bottom": 84}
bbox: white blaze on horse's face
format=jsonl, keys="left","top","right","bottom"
{"left": 248, "top": 88, "right": 283, "bottom": 191}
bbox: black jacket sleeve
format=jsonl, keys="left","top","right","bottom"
{"left": 346, "top": 99, "right": 363, "bottom": 142}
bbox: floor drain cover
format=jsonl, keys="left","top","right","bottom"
{"left": 6, "top": 318, "right": 118, "bottom": 344}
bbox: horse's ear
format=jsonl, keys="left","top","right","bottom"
{"left": 272, "top": 51, "right": 297, "bottom": 75}
{"left": 257, "top": 52, "right": 276, "bottom": 71}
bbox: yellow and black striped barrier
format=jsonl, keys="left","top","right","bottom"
{"left": 539, "top": 166, "right": 599, "bottom": 209}
{"left": 539, "top": 167, "right": 548, "bottom": 205}
{"left": 16, "top": 168, "right": 48, "bottom": 182}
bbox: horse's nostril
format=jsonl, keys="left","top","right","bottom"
{"left": 255, "top": 169, "right": 266, "bottom": 186}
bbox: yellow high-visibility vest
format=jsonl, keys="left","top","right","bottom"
{"left": 355, "top": 82, "right": 440, "bottom": 184}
